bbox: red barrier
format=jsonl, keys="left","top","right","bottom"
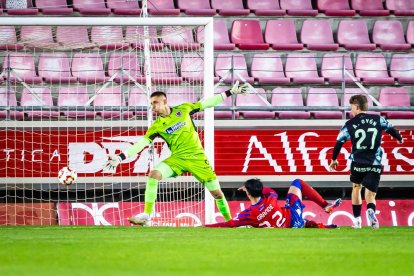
{"left": 0, "top": 203, "right": 57, "bottom": 225}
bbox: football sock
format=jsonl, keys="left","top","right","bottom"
{"left": 367, "top": 203, "right": 376, "bottom": 212}
{"left": 215, "top": 197, "right": 232, "bottom": 221}
{"left": 144, "top": 177, "right": 158, "bottom": 214}
{"left": 295, "top": 179, "right": 328, "bottom": 208}
{"left": 352, "top": 204, "right": 362, "bottom": 218}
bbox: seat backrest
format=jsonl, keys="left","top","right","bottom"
{"left": 337, "top": 20, "right": 372, "bottom": 44}
{"left": 301, "top": 19, "right": 335, "bottom": 45}
{"left": 38, "top": 52, "right": 72, "bottom": 78}
{"left": 211, "top": 0, "right": 245, "bottom": 9}
{"left": 307, "top": 88, "right": 339, "bottom": 106}
{"left": 215, "top": 53, "right": 249, "bottom": 79}
{"left": 280, "top": 0, "right": 313, "bottom": 10}
{"left": 390, "top": 54, "right": 414, "bottom": 78}
{"left": 3, "top": 53, "right": 37, "bottom": 78}
{"left": 106, "top": 0, "right": 140, "bottom": 9}
{"left": 236, "top": 88, "right": 269, "bottom": 106}
{"left": 231, "top": 20, "right": 265, "bottom": 44}
{"left": 407, "top": 21, "right": 414, "bottom": 44}
{"left": 251, "top": 53, "right": 285, "bottom": 78}
{"left": 71, "top": 53, "right": 105, "bottom": 79}
{"left": 147, "top": 52, "right": 178, "bottom": 77}
{"left": 321, "top": 53, "right": 355, "bottom": 78}
{"left": 271, "top": 88, "right": 304, "bottom": 106}
{"left": 166, "top": 87, "right": 197, "bottom": 106}
{"left": 21, "top": 88, "right": 53, "bottom": 106}
{"left": 265, "top": 20, "right": 299, "bottom": 44}
{"left": 181, "top": 53, "right": 204, "bottom": 79}
{"left": 285, "top": 53, "right": 319, "bottom": 78}
{"left": 386, "top": 0, "right": 414, "bottom": 10}
{"left": 210, "top": 20, "right": 232, "bottom": 45}
{"left": 0, "top": 26, "right": 18, "bottom": 44}
{"left": 107, "top": 53, "right": 142, "bottom": 78}
{"left": 317, "top": 0, "right": 352, "bottom": 10}
{"left": 91, "top": 26, "right": 124, "bottom": 44}
{"left": 56, "top": 26, "right": 90, "bottom": 45}
{"left": 355, "top": 53, "right": 389, "bottom": 78}
{"left": 379, "top": 87, "right": 410, "bottom": 106}
{"left": 148, "top": 0, "right": 175, "bottom": 9}
{"left": 351, "top": 0, "right": 385, "bottom": 10}
{"left": 20, "top": 26, "right": 54, "bottom": 43}
{"left": 247, "top": 0, "right": 281, "bottom": 9}
{"left": 161, "top": 26, "right": 196, "bottom": 45}
{"left": 0, "top": 87, "right": 18, "bottom": 106}
{"left": 177, "top": 0, "right": 211, "bottom": 9}
{"left": 58, "top": 87, "right": 90, "bottom": 106}
{"left": 372, "top": 20, "right": 407, "bottom": 44}
{"left": 36, "top": 0, "right": 69, "bottom": 8}
{"left": 128, "top": 88, "right": 148, "bottom": 106}
{"left": 73, "top": 0, "right": 106, "bottom": 9}
{"left": 93, "top": 87, "right": 123, "bottom": 106}
{"left": 125, "top": 26, "right": 159, "bottom": 44}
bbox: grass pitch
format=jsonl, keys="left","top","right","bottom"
{"left": 0, "top": 226, "right": 413, "bottom": 276}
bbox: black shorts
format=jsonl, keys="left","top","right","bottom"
{"left": 350, "top": 163, "right": 382, "bottom": 193}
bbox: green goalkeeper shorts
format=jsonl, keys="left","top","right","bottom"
{"left": 162, "top": 153, "right": 217, "bottom": 186}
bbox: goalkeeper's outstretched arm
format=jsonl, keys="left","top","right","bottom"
{"left": 200, "top": 81, "right": 249, "bottom": 111}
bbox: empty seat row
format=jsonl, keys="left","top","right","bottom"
{"left": 1, "top": 52, "right": 413, "bottom": 86}
{"left": 1, "top": 86, "right": 412, "bottom": 120}
{"left": 1, "top": 0, "right": 413, "bottom": 16}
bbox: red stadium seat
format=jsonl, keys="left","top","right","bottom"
{"left": 166, "top": 87, "right": 198, "bottom": 106}
{"left": 386, "top": 0, "right": 414, "bottom": 16}
{"left": 126, "top": 88, "right": 148, "bottom": 118}
{"left": 265, "top": 20, "right": 304, "bottom": 50}
{"left": 407, "top": 21, "right": 414, "bottom": 45}
{"left": 214, "top": 86, "right": 239, "bottom": 119}
{"left": 351, "top": 0, "right": 390, "bottom": 16}
{"left": 379, "top": 87, "right": 414, "bottom": 119}
{"left": 390, "top": 54, "right": 414, "bottom": 84}
{"left": 71, "top": 53, "right": 109, "bottom": 84}
{"left": 0, "top": 87, "right": 23, "bottom": 120}
{"left": 20, "top": 88, "right": 59, "bottom": 118}
{"left": 72, "top": 0, "right": 111, "bottom": 15}
{"left": 145, "top": 53, "right": 183, "bottom": 84}
{"left": 307, "top": 88, "right": 342, "bottom": 119}
{"left": 176, "top": 0, "right": 216, "bottom": 16}
{"left": 38, "top": 53, "right": 77, "bottom": 83}
{"left": 0, "top": 26, "right": 23, "bottom": 50}
{"left": 126, "top": 26, "right": 164, "bottom": 50}
{"left": 285, "top": 54, "right": 325, "bottom": 84}
{"left": 2, "top": 53, "right": 42, "bottom": 84}
{"left": 93, "top": 87, "right": 124, "bottom": 119}
{"left": 106, "top": 0, "right": 141, "bottom": 15}
{"left": 36, "top": 0, "right": 73, "bottom": 15}
{"left": 56, "top": 26, "right": 95, "bottom": 49}
{"left": 20, "top": 26, "right": 56, "bottom": 48}
{"left": 148, "top": 0, "right": 180, "bottom": 16}
{"left": 211, "top": 0, "right": 250, "bottom": 16}
{"left": 279, "top": 0, "right": 318, "bottom": 16}
{"left": 161, "top": 26, "right": 200, "bottom": 51}
{"left": 355, "top": 54, "right": 395, "bottom": 84}
{"left": 337, "top": 20, "right": 376, "bottom": 51}
{"left": 181, "top": 53, "right": 219, "bottom": 83}
{"left": 236, "top": 88, "right": 274, "bottom": 119}
{"left": 321, "top": 53, "right": 358, "bottom": 84}
{"left": 58, "top": 87, "right": 95, "bottom": 118}
{"left": 271, "top": 88, "right": 310, "bottom": 119}
{"left": 230, "top": 20, "right": 269, "bottom": 50}
{"left": 215, "top": 53, "right": 254, "bottom": 84}
{"left": 246, "top": 0, "right": 286, "bottom": 16}
{"left": 372, "top": 20, "right": 411, "bottom": 51}
{"left": 300, "top": 20, "right": 339, "bottom": 51}
{"left": 91, "top": 26, "right": 129, "bottom": 50}
{"left": 251, "top": 53, "right": 290, "bottom": 84}
{"left": 196, "top": 20, "right": 236, "bottom": 50}
{"left": 317, "top": 0, "right": 356, "bottom": 16}
{"left": 107, "top": 53, "right": 145, "bottom": 84}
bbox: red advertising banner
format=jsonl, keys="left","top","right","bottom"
{"left": 1, "top": 129, "right": 413, "bottom": 178}
{"left": 57, "top": 200, "right": 414, "bottom": 227}
{"left": 0, "top": 203, "right": 57, "bottom": 225}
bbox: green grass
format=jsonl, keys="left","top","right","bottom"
{"left": 0, "top": 227, "right": 413, "bottom": 276}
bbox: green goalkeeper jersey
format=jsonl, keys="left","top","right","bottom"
{"left": 145, "top": 102, "right": 204, "bottom": 157}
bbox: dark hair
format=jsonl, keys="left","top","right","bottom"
{"left": 349, "top": 94, "right": 368, "bottom": 111}
{"left": 150, "top": 91, "right": 167, "bottom": 98}
{"left": 244, "top": 178, "right": 263, "bottom": 197}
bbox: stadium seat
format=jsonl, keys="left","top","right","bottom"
{"left": 337, "top": 20, "right": 376, "bottom": 51}
{"left": 0, "top": 26, "right": 23, "bottom": 50}
{"left": 372, "top": 20, "right": 411, "bottom": 51}
{"left": 126, "top": 26, "right": 164, "bottom": 50}
{"left": 107, "top": 53, "right": 145, "bottom": 84}
{"left": 148, "top": 0, "right": 180, "bottom": 16}
{"left": 56, "top": 26, "right": 95, "bottom": 49}
{"left": 355, "top": 54, "right": 395, "bottom": 84}
{"left": 317, "top": 0, "right": 356, "bottom": 16}
{"left": 72, "top": 0, "right": 111, "bottom": 15}
{"left": 38, "top": 53, "right": 77, "bottom": 83}
{"left": 36, "top": 0, "right": 73, "bottom": 15}
{"left": 215, "top": 53, "right": 254, "bottom": 84}
{"left": 379, "top": 87, "right": 414, "bottom": 119}
{"left": 351, "top": 0, "right": 390, "bottom": 16}
{"left": 211, "top": 0, "right": 250, "bottom": 16}
{"left": 321, "top": 53, "right": 358, "bottom": 84}
{"left": 251, "top": 53, "right": 290, "bottom": 84}
{"left": 271, "top": 88, "right": 310, "bottom": 119}
{"left": 343, "top": 88, "right": 376, "bottom": 118}
{"left": 386, "top": 0, "right": 414, "bottom": 16}
{"left": 4, "top": 0, "right": 38, "bottom": 15}
{"left": 390, "top": 54, "right": 414, "bottom": 84}
{"left": 2, "top": 53, "right": 42, "bottom": 84}
{"left": 407, "top": 21, "right": 414, "bottom": 45}
{"left": 300, "top": 20, "right": 339, "bottom": 51}
{"left": 106, "top": 0, "right": 141, "bottom": 15}
{"left": 71, "top": 53, "right": 109, "bottom": 84}
{"left": 93, "top": 87, "right": 124, "bottom": 119}
{"left": 246, "top": 0, "right": 286, "bottom": 16}
{"left": 214, "top": 86, "right": 239, "bottom": 119}
{"left": 166, "top": 87, "right": 198, "bottom": 106}
{"left": 181, "top": 53, "right": 219, "bottom": 83}
{"left": 236, "top": 88, "right": 274, "bottom": 119}
{"left": 307, "top": 88, "right": 342, "bottom": 119}
{"left": 279, "top": 0, "right": 318, "bottom": 16}
{"left": 20, "top": 88, "right": 59, "bottom": 118}
{"left": 0, "top": 87, "right": 23, "bottom": 120}
{"left": 265, "top": 20, "right": 304, "bottom": 50}
{"left": 177, "top": 0, "right": 216, "bottom": 16}
{"left": 91, "top": 26, "right": 129, "bottom": 50}
{"left": 145, "top": 52, "right": 182, "bottom": 84}
{"left": 20, "top": 26, "right": 56, "bottom": 48}
{"left": 125, "top": 88, "right": 148, "bottom": 118}
{"left": 196, "top": 20, "right": 236, "bottom": 50}
{"left": 161, "top": 26, "right": 200, "bottom": 50}
{"left": 230, "top": 20, "right": 269, "bottom": 50}
{"left": 285, "top": 54, "right": 325, "bottom": 84}
{"left": 58, "top": 87, "right": 95, "bottom": 118}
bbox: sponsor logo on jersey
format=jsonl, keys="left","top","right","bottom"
{"left": 257, "top": 204, "right": 274, "bottom": 221}
{"left": 175, "top": 111, "right": 182, "bottom": 117}
{"left": 166, "top": 122, "right": 186, "bottom": 134}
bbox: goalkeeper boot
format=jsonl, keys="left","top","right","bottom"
{"left": 367, "top": 208, "right": 379, "bottom": 229}
{"left": 128, "top": 213, "right": 151, "bottom": 226}
{"left": 324, "top": 198, "right": 342, "bottom": 214}
{"left": 352, "top": 216, "right": 362, "bottom": 229}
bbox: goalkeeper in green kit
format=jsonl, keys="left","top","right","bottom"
{"left": 103, "top": 81, "right": 250, "bottom": 226}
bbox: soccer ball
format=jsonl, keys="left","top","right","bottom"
{"left": 58, "top": 166, "right": 77, "bottom": 186}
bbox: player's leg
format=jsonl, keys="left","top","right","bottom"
{"left": 362, "top": 168, "right": 381, "bottom": 229}
{"left": 208, "top": 184, "right": 232, "bottom": 221}
{"left": 350, "top": 163, "right": 364, "bottom": 228}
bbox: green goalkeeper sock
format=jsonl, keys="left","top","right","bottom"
{"left": 215, "top": 197, "right": 232, "bottom": 221}
{"left": 144, "top": 177, "right": 158, "bottom": 214}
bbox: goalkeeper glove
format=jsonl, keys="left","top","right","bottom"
{"left": 102, "top": 154, "right": 123, "bottom": 174}
{"left": 230, "top": 81, "right": 249, "bottom": 95}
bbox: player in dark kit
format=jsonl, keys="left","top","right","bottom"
{"left": 205, "top": 178, "right": 342, "bottom": 228}
{"left": 330, "top": 94, "right": 403, "bottom": 229}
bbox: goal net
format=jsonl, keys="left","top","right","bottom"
{"left": 0, "top": 17, "right": 215, "bottom": 226}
